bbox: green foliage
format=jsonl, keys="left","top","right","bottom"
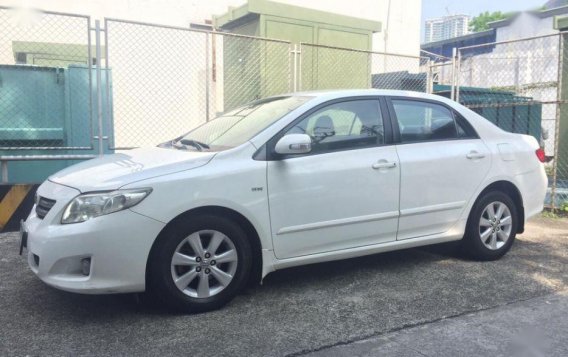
{"left": 469, "top": 11, "right": 509, "bottom": 32}
{"left": 541, "top": 210, "right": 558, "bottom": 218}
{"left": 542, "top": 202, "right": 568, "bottom": 218}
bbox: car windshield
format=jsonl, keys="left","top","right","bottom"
{"left": 168, "top": 96, "right": 312, "bottom": 151}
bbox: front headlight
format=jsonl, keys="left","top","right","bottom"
{"left": 61, "top": 188, "right": 152, "bottom": 224}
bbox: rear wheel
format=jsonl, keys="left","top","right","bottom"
{"left": 461, "top": 191, "right": 518, "bottom": 260}
{"left": 148, "top": 215, "right": 252, "bottom": 313}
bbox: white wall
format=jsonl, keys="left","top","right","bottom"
{"left": 456, "top": 12, "right": 561, "bottom": 155}
{"left": 496, "top": 13, "right": 557, "bottom": 42}
{"left": 0, "top": 0, "right": 245, "bottom": 26}
{"left": 493, "top": 13, "right": 561, "bottom": 155}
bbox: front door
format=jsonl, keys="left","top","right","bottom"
{"left": 267, "top": 99, "right": 400, "bottom": 259}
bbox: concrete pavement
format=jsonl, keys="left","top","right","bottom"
{"left": 306, "top": 291, "right": 568, "bottom": 357}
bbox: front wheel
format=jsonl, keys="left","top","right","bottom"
{"left": 461, "top": 191, "right": 518, "bottom": 261}
{"left": 148, "top": 215, "right": 252, "bottom": 313}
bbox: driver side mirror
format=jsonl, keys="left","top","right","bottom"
{"left": 274, "top": 134, "right": 312, "bottom": 155}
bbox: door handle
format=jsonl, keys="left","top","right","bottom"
{"left": 466, "top": 151, "right": 485, "bottom": 160}
{"left": 372, "top": 161, "right": 397, "bottom": 169}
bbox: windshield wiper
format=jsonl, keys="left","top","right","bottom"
{"left": 176, "top": 139, "right": 210, "bottom": 151}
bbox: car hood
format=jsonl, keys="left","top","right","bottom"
{"left": 49, "top": 147, "right": 216, "bottom": 192}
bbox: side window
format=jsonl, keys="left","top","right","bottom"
{"left": 454, "top": 111, "right": 478, "bottom": 139}
{"left": 285, "top": 100, "right": 384, "bottom": 154}
{"left": 392, "top": 100, "right": 458, "bottom": 143}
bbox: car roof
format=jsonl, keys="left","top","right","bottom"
{"left": 286, "top": 89, "right": 448, "bottom": 102}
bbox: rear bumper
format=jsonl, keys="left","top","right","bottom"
{"left": 516, "top": 167, "right": 547, "bottom": 221}
{"left": 25, "top": 181, "right": 165, "bottom": 294}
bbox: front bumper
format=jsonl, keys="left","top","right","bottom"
{"left": 24, "top": 180, "right": 165, "bottom": 294}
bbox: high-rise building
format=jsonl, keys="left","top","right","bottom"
{"left": 424, "top": 15, "right": 469, "bottom": 43}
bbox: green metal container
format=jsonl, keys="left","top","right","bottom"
{"left": 0, "top": 64, "right": 114, "bottom": 183}
{"left": 434, "top": 84, "right": 542, "bottom": 141}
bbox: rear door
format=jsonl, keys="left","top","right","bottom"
{"left": 387, "top": 97, "right": 491, "bottom": 240}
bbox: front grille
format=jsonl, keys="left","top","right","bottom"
{"left": 36, "top": 196, "right": 56, "bottom": 219}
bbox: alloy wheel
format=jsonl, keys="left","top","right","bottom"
{"left": 479, "top": 201, "right": 513, "bottom": 250}
{"left": 170, "top": 230, "right": 238, "bottom": 298}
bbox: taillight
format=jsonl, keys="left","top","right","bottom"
{"left": 536, "top": 148, "right": 546, "bottom": 163}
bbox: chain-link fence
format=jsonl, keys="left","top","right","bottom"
{"left": 453, "top": 34, "right": 566, "bottom": 209}
{"left": 421, "top": 50, "right": 453, "bottom": 88}
{"left": 1, "top": 6, "right": 568, "bottom": 209}
{"left": 104, "top": 19, "right": 292, "bottom": 149}
{"left": 299, "top": 43, "right": 428, "bottom": 92}
{"left": 0, "top": 7, "right": 94, "bottom": 151}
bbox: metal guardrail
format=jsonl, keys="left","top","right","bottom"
{"left": 0, "top": 155, "right": 96, "bottom": 183}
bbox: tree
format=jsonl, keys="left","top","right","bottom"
{"left": 469, "top": 11, "right": 509, "bottom": 32}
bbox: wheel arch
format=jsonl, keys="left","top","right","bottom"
{"left": 146, "top": 205, "right": 264, "bottom": 288}
{"left": 475, "top": 180, "right": 525, "bottom": 234}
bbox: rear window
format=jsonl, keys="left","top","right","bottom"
{"left": 391, "top": 100, "right": 475, "bottom": 142}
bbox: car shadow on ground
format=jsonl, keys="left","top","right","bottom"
{"left": 42, "top": 244, "right": 449, "bottom": 315}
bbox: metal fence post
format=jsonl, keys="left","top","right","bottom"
{"left": 287, "top": 43, "right": 293, "bottom": 92}
{"left": 292, "top": 44, "right": 298, "bottom": 92}
{"left": 1, "top": 160, "right": 7, "bottom": 183}
{"left": 367, "top": 51, "right": 372, "bottom": 89}
{"left": 455, "top": 49, "right": 461, "bottom": 103}
{"left": 426, "top": 59, "right": 433, "bottom": 94}
{"left": 298, "top": 44, "right": 302, "bottom": 92}
{"left": 104, "top": 19, "right": 114, "bottom": 150}
{"left": 94, "top": 20, "right": 104, "bottom": 156}
{"left": 450, "top": 47, "right": 457, "bottom": 101}
{"left": 552, "top": 33, "right": 564, "bottom": 211}
{"left": 205, "top": 32, "right": 210, "bottom": 122}
{"left": 87, "top": 16, "right": 94, "bottom": 150}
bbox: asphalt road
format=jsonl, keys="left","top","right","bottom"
{"left": 1, "top": 216, "right": 567, "bottom": 356}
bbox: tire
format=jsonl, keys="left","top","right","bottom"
{"left": 461, "top": 191, "right": 518, "bottom": 261}
{"left": 148, "top": 214, "right": 252, "bottom": 313}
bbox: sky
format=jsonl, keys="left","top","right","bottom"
{"left": 420, "top": 0, "right": 549, "bottom": 41}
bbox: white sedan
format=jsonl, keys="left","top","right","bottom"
{"left": 21, "top": 90, "right": 547, "bottom": 312}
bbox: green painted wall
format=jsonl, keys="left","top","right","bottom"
{"left": 313, "top": 28, "right": 370, "bottom": 90}
{"left": 223, "top": 18, "right": 263, "bottom": 109}
{"left": 216, "top": 0, "right": 380, "bottom": 108}
{"left": 261, "top": 14, "right": 372, "bottom": 90}
{"left": 265, "top": 18, "right": 314, "bottom": 43}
